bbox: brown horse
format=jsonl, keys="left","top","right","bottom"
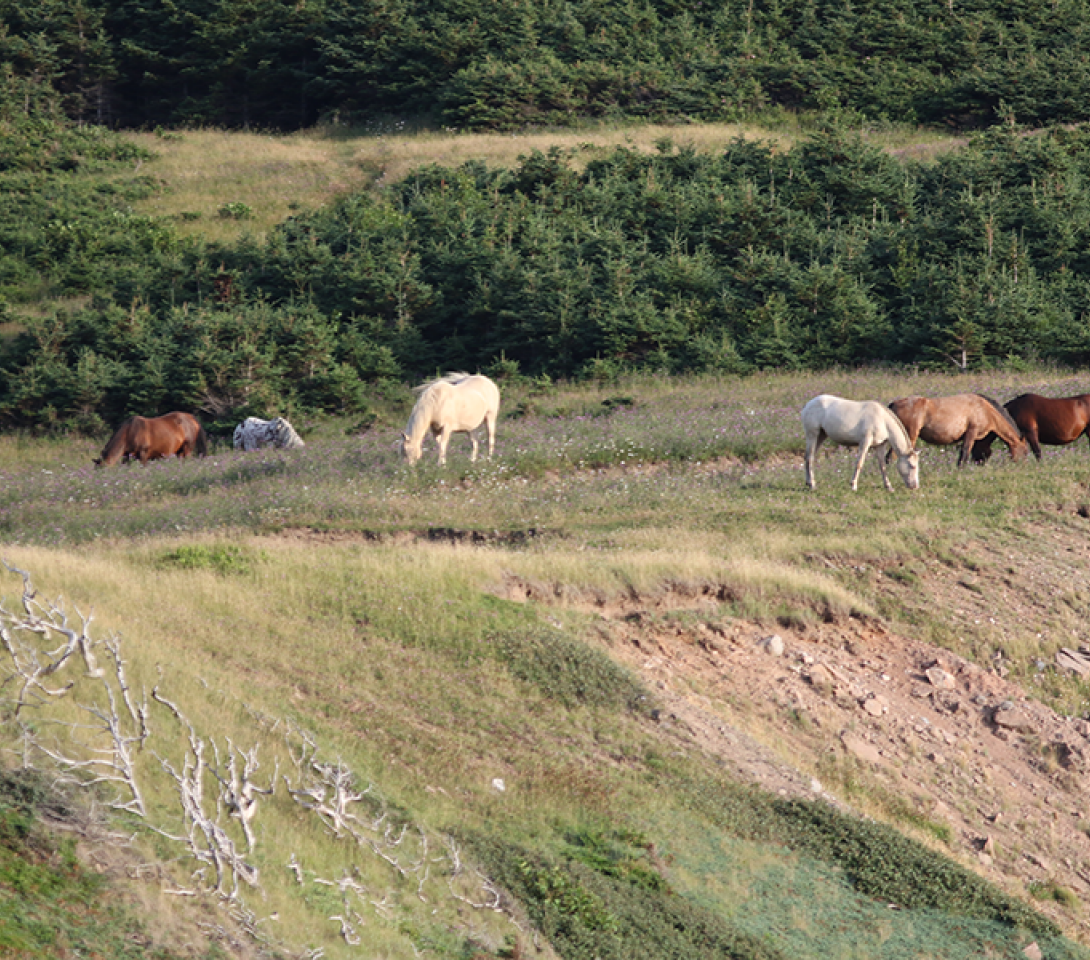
{"left": 888, "top": 394, "right": 1028, "bottom": 466}
{"left": 972, "top": 393, "right": 1090, "bottom": 462}
{"left": 94, "top": 412, "right": 208, "bottom": 467}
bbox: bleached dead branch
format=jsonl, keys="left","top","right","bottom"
{"left": 444, "top": 835, "right": 503, "bottom": 911}
{"left": 210, "top": 739, "right": 276, "bottom": 851}
{"left": 2, "top": 572, "right": 151, "bottom": 816}
{"left": 0, "top": 563, "right": 103, "bottom": 715}
{"left": 152, "top": 687, "right": 260, "bottom": 900}
{"left": 284, "top": 732, "right": 438, "bottom": 892}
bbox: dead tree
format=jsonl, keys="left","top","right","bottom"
{"left": 0, "top": 563, "right": 104, "bottom": 715}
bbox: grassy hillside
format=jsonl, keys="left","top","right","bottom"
{"left": 4, "top": 367, "right": 1090, "bottom": 958}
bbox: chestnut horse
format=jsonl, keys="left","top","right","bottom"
{"left": 972, "top": 393, "right": 1090, "bottom": 462}
{"left": 94, "top": 412, "right": 208, "bottom": 466}
{"left": 888, "top": 394, "right": 1028, "bottom": 466}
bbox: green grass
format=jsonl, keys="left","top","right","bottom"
{"left": 0, "top": 770, "right": 217, "bottom": 960}
{"left": 3, "top": 367, "right": 1090, "bottom": 958}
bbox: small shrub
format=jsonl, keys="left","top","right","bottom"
{"left": 156, "top": 543, "right": 259, "bottom": 575}
{"left": 218, "top": 201, "right": 253, "bottom": 220}
{"left": 1029, "top": 880, "right": 1079, "bottom": 908}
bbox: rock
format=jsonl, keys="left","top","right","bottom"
{"left": 862, "top": 694, "right": 889, "bottom": 717}
{"left": 761, "top": 634, "right": 785, "bottom": 657}
{"left": 1024, "top": 851, "right": 1052, "bottom": 872}
{"left": 808, "top": 663, "right": 835, "bottom": 691}
{"left": 925, "top": 666, "right": 956, "bottom": 690}
{"left": 933, "top": 691, "right": 961, "bottom": 714}
{"left": 1056, "top": 647, "right": 1090, "bottom": 677}
{"left": 993, "top": 701, "right": 1036, "bottom": 732}
{"left": 491, "top": 778, "right": 506, "bottom": 793}
{"left": 1023, "top": 942, "right": 1043, "bottom": 960}
{"left": 982, "top": 835, "right": 996, "bottom": 855}
{"left": 841, "top": 732, "right": 884, "bottom": 766}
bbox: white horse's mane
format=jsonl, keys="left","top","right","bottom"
{"left": 880, "top": 404, "right": 912, "bottom": 454}
{"left": 412, "top": 371, "right": 474, "bottom": 396}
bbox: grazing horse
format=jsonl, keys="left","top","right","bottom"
{"left": 972, "top": 393, "right": 1090, "bottom": 462}
{"left": 94, "top": 412, "right": 207, "bottom": 467}
{"left": 802, "top": 394, "right": 920, "bottom": 491}
{"left": 401, "top": 373, "right": 500, "bottom": 466}
{"left": 888, "top": 394, "right": 1028, "bottom": 466}
{"left": 233, "top": 416, "right": 305, "bottom": 451}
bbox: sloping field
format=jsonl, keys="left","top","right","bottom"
{"left": 4, "top": 368, "right": 1090, "bottom": 958}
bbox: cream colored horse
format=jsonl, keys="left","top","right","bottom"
{"left": 400, "top": 373, "right": 500, "bottom": 465}
{"left": 802, "top": 394, "right": 919, "bottom": 491}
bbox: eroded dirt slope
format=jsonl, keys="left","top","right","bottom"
{"left": 501, "top": 552, "right": 1090, "bottom": 942}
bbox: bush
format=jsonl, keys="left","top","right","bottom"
{"left": 491, "top": 628, "right": 652, "bottom": 712}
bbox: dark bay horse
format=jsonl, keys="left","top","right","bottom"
{"left": 888, "top": 394, "right": 1028, "bottom": 466}
{"left": 94, "top": 412, "right": 208, "bottom": 466}
{"left": 972, "top": 393, "right": 1090, "bottom": 462}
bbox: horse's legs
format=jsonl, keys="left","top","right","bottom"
{"left": 957, "top": 431, "right": 978, "bottom": 467}
{"left": 436, "top": 427, "right": 451, "bottom": 465}
{"left": 971, "top": 434, "right": 995, "bottom": 464}
{"left": 874, "top": 441, "right": 894, "bottom": 491}
{"left": 851, "top": 439, "right": 874, "bottom": 491}
{"left": 468, "top": 429, "right": 480, "bottom": 462}
{"left": 804, "top": 429, "right": 825, "bottom": 489}
{"left": 1025, "top": 426, "right": 1043, "bottom": 461}
{"left": 486, "top": 413, "right": 496, "bottom": 459}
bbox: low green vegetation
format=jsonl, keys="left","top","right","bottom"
{"left": 0, "top": 769, "right": 205, "bottom": 960}
{"left": 156, "top": 542, "right": 262, "bottom": 575}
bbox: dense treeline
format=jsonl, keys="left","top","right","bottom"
{"left": 5, "top": 121, "right": 1090, "bottom": 431}
{"left": 6, "top": 0, "right": 1090, "bottom": 132}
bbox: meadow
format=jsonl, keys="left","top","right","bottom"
{"left": 5, "top": 365, "right": 1090, "bottom": 959}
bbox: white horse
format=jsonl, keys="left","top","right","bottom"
{"left": 233, "top": 416, "right": 305, "bottom": 451}
{"left": 802, "top": 394, "right": 919, "bottom": 491}
{"left": 401, "top": 373, "right": 500, "bottom": 466}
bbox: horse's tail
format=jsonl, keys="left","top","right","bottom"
{"left": 193, "top": 419, "right": 208, "bottom": 457}
{"left": 977, "top": 394, "right": 1024, "bottom": 438}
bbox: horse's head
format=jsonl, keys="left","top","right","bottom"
{"left": 92, "top": 457, "right": 103, "bottom": 468}
{"left": 894, "top": 449, "right": 920, "bottom": 489}
{"left": 1010, "top": 434, "right": 1030, "bottom": 462}
{"left": 400, "top": 431, "right": 422, "bottom": 465}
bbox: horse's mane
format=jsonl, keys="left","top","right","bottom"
{"left": 412, "top": 372, "right": 473, "bottom": 396}
{"left": 100, "top": 417, "right": 135, "bottom": 460}
{"left": 881, "top": 405, "right": 913, "bottom": 453}
{"left": 976, "top": 394, "right": 1024, "bottom": 438}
